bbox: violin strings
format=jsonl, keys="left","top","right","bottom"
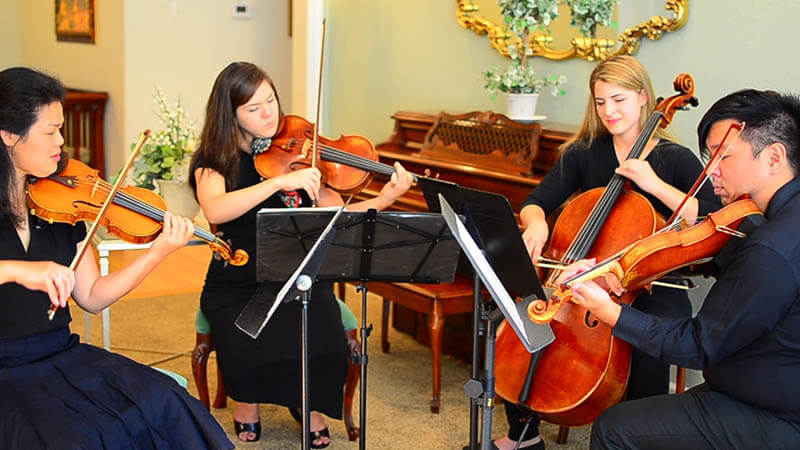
{"left": 286, "top": 140, "right": 396, "bottom": 176}
{"left": 68, "top": 178, "right": 216, "bottom": 242}
{"left": 322, "top": 146, "right": 395, "bottom": 175}
{"left": 316, "top": 144, "right": 395, "bottom": 175}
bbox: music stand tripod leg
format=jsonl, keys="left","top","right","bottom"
{"left": 464, "top": 287, "right": 505, "bottom": 450}
{"left": 465, "top": 271, "right": 483, "bottom": 449}
{"left": 297, "top": 274, "right": 313, "bottom": 450}
{"left": 356, "top": 283, "right": 372, "bottom": 450}
{"left": 482, "top": 308, "right": 505, "bottom": 450}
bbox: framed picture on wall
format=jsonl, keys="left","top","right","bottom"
{"left": 55, "top": 0, "right": 95, "bottom": 43}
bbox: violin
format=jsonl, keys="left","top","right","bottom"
{"left": 27, "top": 156, "right": 248, "bottom": 266}
{"left": 256, "top": 20, "right": 422, "bottom": 196}
{"left": 528, "top": 198, "right": 763, "bottom": 324}
{"left": 494, "top": 74, "right": 700, "bottom": 426}
{"left": 254, "top": 114, "right": 419, "bottom": 195}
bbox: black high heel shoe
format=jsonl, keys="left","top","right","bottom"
{"left": 233, "top": 419, "right": 261, "bottom": 442}
{"left": 287, "top": 407, "right": 331, "bottom": 449}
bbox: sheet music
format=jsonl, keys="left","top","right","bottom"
{"left": 438, "top": 195, "right": 533, "bottom": 350}
{"left": 257, "top": 206, "right": 340, "bottom": 214}
{"left": 235, "top": 205, "right": 344, "bottom": 339}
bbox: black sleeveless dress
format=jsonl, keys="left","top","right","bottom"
{"left": 0, "top": 215, "right": 232, "bottom": 449}
{"left": 200, "top": 155, "right": 348, "bottom": 418}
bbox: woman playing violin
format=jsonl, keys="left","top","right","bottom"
{"left": 0, "top": 67, "right": 232, "bottom": 448}
{"left": 494, "top": 56, "right": 721, "bottom": 450}
{"left": 569, "top": 89, "right": 800, "bottom": 449}
{"left": 189, "top": 61, "right": 412, "bottom": 446}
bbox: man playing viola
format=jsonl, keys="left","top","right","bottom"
{"left": 562, "top": 89, "right": 800, "bottom": 448}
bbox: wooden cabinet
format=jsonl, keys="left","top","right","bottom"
{"left": 63, "top": 88, "right": 109, "bottom": 179}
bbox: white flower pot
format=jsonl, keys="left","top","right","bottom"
{"left": 506, "top": 93, "right": 540, "bottom": 120}
{"left": 156, "top": 179, "right": 200, "bottom": 220}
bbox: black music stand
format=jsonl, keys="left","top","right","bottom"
{"left": 235, "top": 207, "right": 460, "bottom": 450}
{"left": 420, "top": 178, "right": 555, "bottom": 450}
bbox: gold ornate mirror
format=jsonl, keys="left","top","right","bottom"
{"left": 456, "top": 0, "right": 689, "bottom": 62}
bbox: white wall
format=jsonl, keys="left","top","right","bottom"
{"left": 324, "top": 1, "right": 800, "bottom": 154}
{"left": 0, "top": 0, "right": 22, "bottom": 67}
{"left": 122, "top": 0, "right": 292, "bottom": 176}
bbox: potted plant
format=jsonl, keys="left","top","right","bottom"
{"left": 483, "top": 0, "right": 567, "bottom": 120}
{"left": 132, "top": 88, "right": 200, "bottom": 219}
{"left": 564, "top": 0, "right": 619, "bottom": 38}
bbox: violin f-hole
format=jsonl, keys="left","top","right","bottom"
{"left": 584, "top": 310, "right": 599, "bottom": 328}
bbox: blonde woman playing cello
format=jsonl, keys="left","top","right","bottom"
{"left": 487, "top": 56, "right": 720, "bottom": 450}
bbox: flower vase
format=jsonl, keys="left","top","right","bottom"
{"left": 156, "top": 179, "right": 200, "bottom": 220}
{"left": 506, "top": 93, "right": 540, "bottom": 121}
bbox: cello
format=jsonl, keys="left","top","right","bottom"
{"left": 494, "top": 74, "right": 700, "bottom": 426}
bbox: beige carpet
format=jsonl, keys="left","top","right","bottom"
{"left": 71, "top": 286, "right": 590, "bottom": 449}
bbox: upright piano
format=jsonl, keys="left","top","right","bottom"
{"left": 356, "top": 110, "right": 572, "bottom": 214}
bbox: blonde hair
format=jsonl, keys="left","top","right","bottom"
{"left": 560, "top": 55, "right": 673, "bottom": 151}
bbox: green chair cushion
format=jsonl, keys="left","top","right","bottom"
{"left": 195, "top": 308, "right": 212, "bottom": 334}
{"left": 337, "top": 299, "right": 358, "bottom": 331}
{"left": 154, "top": 367, "right": 188, "bottom": 389}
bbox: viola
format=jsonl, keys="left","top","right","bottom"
{"left": 27, "top": 157, "right": 248, "bottom": 266}
{"left": 254, "top": 115, "right": 419, "bottom": 195}
{"left": 494, "top": 74, "right": 700, "bottom": 426}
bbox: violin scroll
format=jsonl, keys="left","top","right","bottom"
{"left": 528, "top": 260, "right": 626, "bottom": 324}
{"left": 209, "top": 236, "right": 249, "bottom": 266}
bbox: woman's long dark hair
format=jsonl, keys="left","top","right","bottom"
{"left": 189, "top": 62, "right": 282, "bottom": 194}
{"left": 0, "top": 67, "right": 65, "bottom": 227}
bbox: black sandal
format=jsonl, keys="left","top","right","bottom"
{"left": 287, "top": 408, "right": 331, "bottom": 449}
{"left": 310, "top": 427, "right": 330, "bottom": 449}
{"left": 233, "top": 420, "right": 261, "bottom": 442}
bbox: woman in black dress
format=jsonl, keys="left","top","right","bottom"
{"left": 493, "top": 56, "right": 721, "bottom": 449}
{"left": 0, "top": 67, "right": 232, "bottom": 449}
{"left": 189, "top": 62, "right": 412, "bottom": 446}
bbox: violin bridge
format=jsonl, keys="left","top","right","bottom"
{"left": 300, "top": 138, "right": 312, "bottom": 158}
{"left": 91, "top": 178, "right": 101, "bottom": 198}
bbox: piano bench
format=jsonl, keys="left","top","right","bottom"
{"left": 367, "top": 276, "right": 474, "bottom": 413}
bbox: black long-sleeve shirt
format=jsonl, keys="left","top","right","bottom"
{"left": 615, "top": 178, "right": 800, "bottom": 422}
{"left": 523, "top": 134, "right": 720, "bottom": 219}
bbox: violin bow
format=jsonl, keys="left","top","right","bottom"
{"left": 310, "top": 18, "right": 327, "bottom": 207}
{"left": 665, "top": 121, "right": 745, "bottom": 230}
{"left": 47, "top": 130, "right": 151, "bottom": 320}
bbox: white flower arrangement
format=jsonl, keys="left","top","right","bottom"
{"left": 132, "top": 88, "right": 196, "bottom": 190}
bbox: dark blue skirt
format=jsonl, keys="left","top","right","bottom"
{"left": 0, "top": 327, "right": 232, "bottom": 449}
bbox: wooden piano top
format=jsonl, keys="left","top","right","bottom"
{"left": 358, "top": 111, "right": 573, "bottom": 214}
